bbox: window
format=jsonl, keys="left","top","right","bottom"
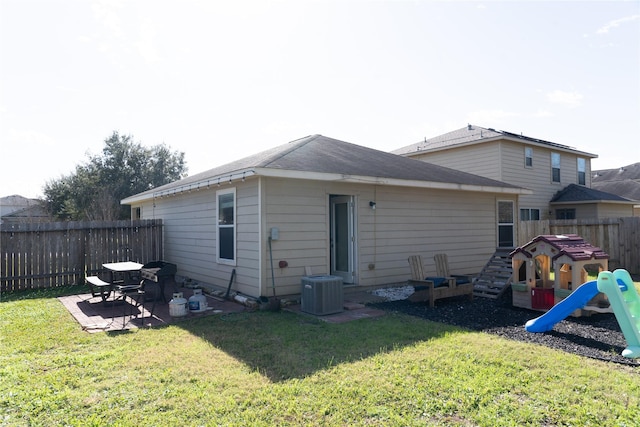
{"left": 556, "top": 209, "right": 576, "bottom": 220}
{"left": 577, "top": 158, "right": 586, "bottom": 185}
{"left": 217, "top": 188, "right": 236, "bottom": 264}
{"left": 524, "top": 147, "right": 533, "bottom": 167}
{"left": 497, "top": 201, "right": 514, "bottom": 247}
{"left": 520, "top": 208, "right": 540, "bottom": 221}
{"left": 551, "top": 153, "right": 561, "bottom": 183}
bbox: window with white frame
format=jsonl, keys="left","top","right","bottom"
{"left": 525, "top": 147, "right": 533, "bottom": 167}
{"left": 217, "top": 188, "right": 236, "bottom": 265}
{"left": 497, "top": 200, "right": 514, "bottom": 247}
{"left": 577, "top": 158, "right": 586, "bottom": 185}
{"left": 551, "top": 152, "right": 561, "bottom": 183}
{"left": 520, "top": 208, "right": 540, "bottom": 221}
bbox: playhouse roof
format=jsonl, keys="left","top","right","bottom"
{"left": 510, "top": 234, "right": 609, "bottom": 262}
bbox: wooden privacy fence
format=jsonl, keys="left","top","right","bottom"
{"left": 518, "top": 217, "right": 639, "bottom": 275}
{"left": 1, "top": 219, "right": 163, "bottom": 292}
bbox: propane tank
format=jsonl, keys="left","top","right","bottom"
{"left": 188, "top": 289, "right": 208, "bottom": 313}
{"left": 169, "top": 292, "right": 188, "bottom": 317}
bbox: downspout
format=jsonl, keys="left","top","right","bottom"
{"left": 258, "top": 176, "right": 264, "bottom": 297}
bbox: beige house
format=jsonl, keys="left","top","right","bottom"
{"left": 592, "top": 163, "right": 640, "bottom": 216}
{"left": 549, "top": 184, "right": 634, "bottom": 219}
{"left": 393, "top": 125, "right": 613, "bottom": 221}
{"left": 122, "top": 135, "right": 530, "bottom": 298}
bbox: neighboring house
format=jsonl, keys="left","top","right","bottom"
{"left": 393, "top": 124, "right": 616, "bottom": 221}
{"left": 549, "top": 184, "right": 634, "bottom": 219}
{"left": 0, "top": 195, "right": 50, "bottom": 224}
{"left": 592, "top": 163, "right": 640, "bottom": 216}
{"left": 122, "top": 135, "right": 530, "bottom": 299}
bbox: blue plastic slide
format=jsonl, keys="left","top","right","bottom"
{"left": 525, "top": 281, "right": 599, "bottom": 333}
{"left": 525, "top": 269, "right": 640, "bottom": 358}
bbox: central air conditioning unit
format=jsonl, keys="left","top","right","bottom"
{"left": 300, "top": 275, "right": 344, "bottom": 315}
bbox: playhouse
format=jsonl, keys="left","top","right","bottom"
{"left": 510, "top": 234, "right": 609, "bottom": 315}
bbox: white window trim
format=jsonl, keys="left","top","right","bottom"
{"left": 216, "top": 187, "right": 237, "bottom": 266}
{"left": 524, "top": 147, "right": 533, "bottom": 168}
{"left": 551, "top": 152, "right": 561, "bottom": 184}
{"left": 497, "top": 200, "right": 515, "bottom": 248}
{"left": 577, "top": 158, "right": 586, "bottom": 186}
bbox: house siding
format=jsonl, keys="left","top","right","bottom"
{"left": 132, "top": 175, "right": 517, "bottom": 299}
{"left": 410, "top": 139, "right": 594, "bottom": 221}
{"left": 410, "top": 142, "right": 502, "bottom": 181}
{"left": 136, "top": 181, "right": 260, "bottom": 297}
{"left": 262, "top": 177, "right": 514, "bottom": 296}
{"left": 596, "top": 203, "right": 634, "bottom": 218}
{"left": 551, "top": 203, "right": 632, "bottom": 220}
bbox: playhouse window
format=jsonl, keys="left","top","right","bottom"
{"left": 217, "top": 188, "right": 236, "bottom": 265}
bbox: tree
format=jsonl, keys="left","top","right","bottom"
{"left": 44, "top": 132, "right": 187, "bottom": 220}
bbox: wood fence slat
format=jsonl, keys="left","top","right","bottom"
{"left": 518, "top": 217, "right": 639, "bottom": 274}
{"left": 1, "top": 219, "right": 163, "bottom": 292}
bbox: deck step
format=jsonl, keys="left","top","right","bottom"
{"left": 473, "top": 248, "right": 513, "bottom": 298}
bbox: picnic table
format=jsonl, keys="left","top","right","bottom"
{"left": 85, "top": 261, "right": 143, "bottom": 305}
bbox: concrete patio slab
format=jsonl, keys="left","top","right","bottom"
{"left": 58, "top": 287, "right": 247, "bottom": 333}
{"left": 59, "top": 286, "right": 390, "bottom": 332}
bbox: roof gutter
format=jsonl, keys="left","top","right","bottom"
{"left": 550, "top": 199, "right": 636, "bottom": 206}
{"left": 254, "top": 168, "right": 532, "bottom": 195}
{"left": 121, "top": 169, "right": 257, "bottom": 205}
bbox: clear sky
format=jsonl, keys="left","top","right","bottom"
{"left": 1, "top": 0, "right": 639, "bottom": 199}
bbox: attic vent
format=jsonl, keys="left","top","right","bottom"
{"left": 467, "top": 124, "right": 472, "bottom": 130}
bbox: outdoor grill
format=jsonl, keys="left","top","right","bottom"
{"left": 141, "top": 261, "right": 177, "bottom": 303}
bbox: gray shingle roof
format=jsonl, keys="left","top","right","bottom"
{"left": 550, "top": 184, "right": 632, "bottom": 203}
{"left": 124, "top": 134, "right": 525, "bottom": 202}
{"left": 591, "top": 180, "right": 640, "bottom": 202}
{"left": 592, "top": 162, "right": 640, "bottom": 182}
{"left": 393, "top": 125, "right": 597, "bottom": 157}
{"left": 591, "top": 163, "right": 640, "bottom": 202}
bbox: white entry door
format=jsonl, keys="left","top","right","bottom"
{"left": 330, "top": 195, "right": 355, "bottom": 284}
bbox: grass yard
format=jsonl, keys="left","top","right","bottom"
{"left": 1, "top": 286, "right": 639, "bottom": 426}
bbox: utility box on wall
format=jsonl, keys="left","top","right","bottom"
{"left": 301, "top": 275, "right": 343, "bottom": 315}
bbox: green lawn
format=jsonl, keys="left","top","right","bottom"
{"left": 1, "top": 286, "right": 639, "bottom": 426}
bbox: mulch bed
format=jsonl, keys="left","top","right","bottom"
{"left": 368, "top": 288, "right": 639, "bottom": 367}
